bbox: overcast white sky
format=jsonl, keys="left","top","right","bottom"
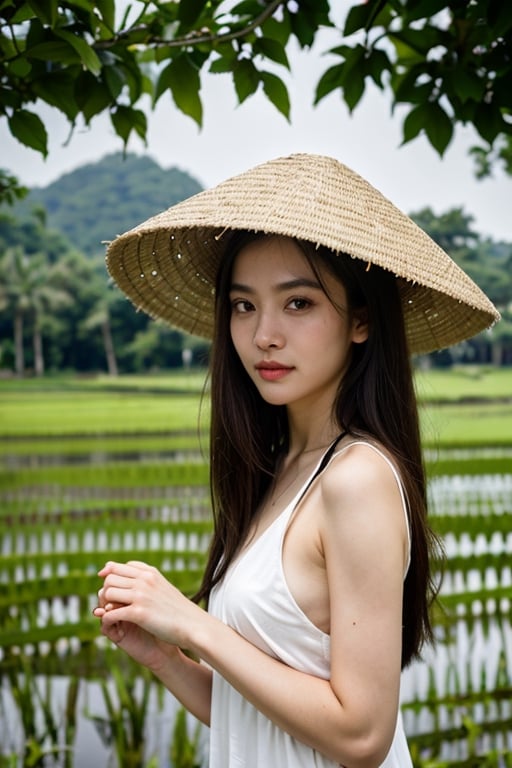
{"left": 1, "top": 33, "right": 511, "bottom": 242}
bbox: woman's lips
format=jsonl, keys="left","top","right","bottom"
{"left": 255, "top": 363, "right": 294, "bottom": 381}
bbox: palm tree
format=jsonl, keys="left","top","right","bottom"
{"left": 82, "top": 296, "right": 119, "bottom": 376}
{"left": 0, "top": 246, "right": 30, "bottom": 375}
{"left": 0, "top": 246, "right": 72, "bottom": 376}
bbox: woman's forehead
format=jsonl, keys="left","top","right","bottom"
{"left": 230, "top": 236, "right": 347, "bottom": 304}
{"left": 231, "top": 236, "right": 317, "bottom": 279}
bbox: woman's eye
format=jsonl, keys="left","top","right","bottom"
{"left": 288, "top": 297, "right": 311, "bottom": 311}
{"left": 232, "top": 299, "right": 254, "bottom": 314}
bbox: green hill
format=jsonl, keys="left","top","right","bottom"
{"left": 19, "top": 152, "right": 203, "bottom": 256}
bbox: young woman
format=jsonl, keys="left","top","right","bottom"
{"left": 95, "top": 155, "right": 499, "bottom": 767}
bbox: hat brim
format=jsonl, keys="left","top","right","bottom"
{"left": 106, "top": 154, "right": 500, "bottom": 355}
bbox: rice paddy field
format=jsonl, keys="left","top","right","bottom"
{"left": 0, "top": 366, "right": 511, "bottom": 767}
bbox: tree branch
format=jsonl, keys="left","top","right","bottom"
{"left": 96, "top": 0, "right": 286, "bottom": 50}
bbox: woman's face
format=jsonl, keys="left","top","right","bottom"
{"left": 229, "top": 236, "right": 368, "bottom": 413}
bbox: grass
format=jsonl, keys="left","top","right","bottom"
{"left": 421, "top": 402, "right": 512, "bottom": 447}
{"left": 0, "top": 370, "right": 208, "bottom": 394}
{"left": 0, "top": 390, "right": 207, "bottom": 437}
{"left": 1, "top": 366, "right": 511, "bottom": 447}
{"left": 0, "top": 460, "right": 210, "bottom": 489}
{"left": 415, "top": 365, "right": 512, "bottom": 402}
{"left": 0, "top": 434, "right": 206, "bottom": 457}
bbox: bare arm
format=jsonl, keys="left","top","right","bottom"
{"left": 97, "top": 446, "right": 408, "bottom": 767}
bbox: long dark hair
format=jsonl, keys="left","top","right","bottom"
{"left": 195, "top": 230, "right": 440, "bottom": 668}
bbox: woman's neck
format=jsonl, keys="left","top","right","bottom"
{"left": 285, "top": 412, "right": 341, "bottom": 463}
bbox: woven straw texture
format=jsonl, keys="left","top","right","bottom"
{"left": 106, "top": 154, "right": 499, "bottom": 354}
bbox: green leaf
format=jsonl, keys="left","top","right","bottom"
{"left": 261, "top": 71, "right": 290, "bottom": 120}
{"left": 0, "top": 86, "right": 20, "bottom": 109}
{"left": 448, "top": 67, "right": 486, "bottom": 105}
{"left": 7, "top": 56, "right": 32, "bottom": 78}
{"left": 261, "top": 15, "right": 291, "bottom": 47}
{"left": 152, "top": 45, "right": 172, "bottom": 65}
{"left": 365, "top": 47, "right": 391, "bottom": 88}
{"left": 32, "top": 72, "right": 79, "bottom": 120}
{"left": 328, "top": 44, "right": 353, "bottom": 59}
{"left": 117, "top": 53, "right": 144, "bottom": 102}
{"left": 210, "top": 56, "right": 236, "bottom": 74}
{"left": 289, "top": 6, "right": 318, "bottom": 47}
{"left": 314, "top": 63, "right": 345, "bottom": 103}
{"left": 103, "top": 64, "right": 125, "bottom": 100}
{"left": 423, "top": 102, "right": 453, "bottom": 156}
{"left": 10, "top": 4, "right": 37, "bottom": 23}
{"left": 233, "top": 58, "right": 259, "bottom": 103}
{"left": 253, "top": 37, "right": 290, "bottom": 69}
{"left": 27, "top": 40, "right": 81, "bottom": 64}
{"left": 338, "top": 45, "right": 366, "bottom": 111}
{"left": 54, "top": 29, "right": 102, "bottom": 75}
{"left": 155, "top": 55, "right": 202, "bottom": 125}
{"left": 488, "top": 0, "right": 512, "bottom": 35}
{"left": 402, "top": 103, "right": 428, "bottom": 144}
{"left": 95, "top": 0, "right": 116, "bottom": 32}
{"left": 8, "top": 109, "right": 48, "bottom": 155}
{"left": 110, "top": 105, "right": 133, "bottom": 144}
{"left": 390, "top": 26, "right": 445, "bottom": 59}
{"left": 391, "top": 64, "right": 435, "bottom": 106}
{"left": 344, "top": 67, "right": 365, "bottom": 111}
{"left": 230, "top": 1, "right": 265, "bottom": 15}
{"left": 26, "top": 16, "right": 46, "bottom": 47}
{"left": 343, "top": 3, "right": 375, "bottom": 36}
{"left": 177, "top": 0, "right": 207, "bottom": 28}
{"left": 26, "top": 0, "right": 58, "bottom": 27}
{"left": 473, "top": 101, "right": 507, "bottom": 144}
{"left": 110, "top": 105, "right": 147, "bottom": 145}
{"left": 75, "top": 73, "right": 112, "bottom": 121}
{"left": 403, "top": 0, "right": 452, "bottom": 24}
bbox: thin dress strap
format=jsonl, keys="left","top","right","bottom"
{"left": 332, "top": 440, "right": 412, "bottom": 577}
{"left": 293, "top": 431, "right": 346, "bottom": 509}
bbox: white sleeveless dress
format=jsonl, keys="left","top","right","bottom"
{"left": 208, "top": 441, "right": 414, "bottom": 767}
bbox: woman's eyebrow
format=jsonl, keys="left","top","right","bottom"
{"left": 230, "top": 278, "right": 322, "bottom": 293}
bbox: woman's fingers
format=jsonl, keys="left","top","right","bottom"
{"left": 98, "top": 560, "right": 153, "bottom": 578}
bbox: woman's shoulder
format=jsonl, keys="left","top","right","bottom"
{"left": 319, "top": 435, "right": 404, "bottom": 510}
{"left": 317, "top": 435, "right": 410, "bottom": 568}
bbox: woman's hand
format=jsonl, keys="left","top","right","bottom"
{"left": 94, "top": 560, "right": 214, "bottom": 725}
{"left": 94, "top": 560, "right": 204, "bottom": 657}
{"left": 94, "top": 603, "right": 177, "bottom": 673}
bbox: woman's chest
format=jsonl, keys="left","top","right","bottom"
{"left": 221, "top": 487, "right": 331, "bottom": 638}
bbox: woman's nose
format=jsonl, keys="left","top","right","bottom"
{"left": 253, "top": 312, "right": 285, "bottom": 349}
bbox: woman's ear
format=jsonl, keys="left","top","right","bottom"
{"left": 351, "top": 307, "right": 369, "bottom": 344}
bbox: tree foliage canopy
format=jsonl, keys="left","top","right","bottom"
{"left": 1, "top": 0, "right": 512, "bottom": 183}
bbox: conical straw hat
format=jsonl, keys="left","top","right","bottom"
{"left": 106, "top": 153, "right": 499, "bottom": 354}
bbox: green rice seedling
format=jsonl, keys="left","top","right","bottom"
{"left": 0, "top": 461, "right": 209, "bottom": 491}
{"left": 0, "top": 433, "right": 206, "bottom": 460}
{"left": 89, "top": 654, "right": 157, "bottom": 768}
{"left": 2, "top": 652, "right": 77, "bottom": 766}
{"left": 427, "top": 457, "right": 512, "bottom": 477}
{"left": 0, "top": 391, "right": 206, "bottom": 438}
{"left": 416, "top": 365, "right": 512, "bottom": 402}
{"left": 170, "top": 706, "right": 202, "bottom": 768}
{"left": 0, "top": 755, "right": 17, "bottom": 767}
{"left": 432, "top": 513, "right": 512, "bottom": 540}
{"left": 421, "top": 402, "right": 512, "bottom": 449}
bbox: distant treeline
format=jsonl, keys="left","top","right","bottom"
{"left": 0, "top": 153, "right": 511, "bottom": 376}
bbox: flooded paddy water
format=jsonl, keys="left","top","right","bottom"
{"left": 1, "top": 443, "right": 511, "bottom": 767}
